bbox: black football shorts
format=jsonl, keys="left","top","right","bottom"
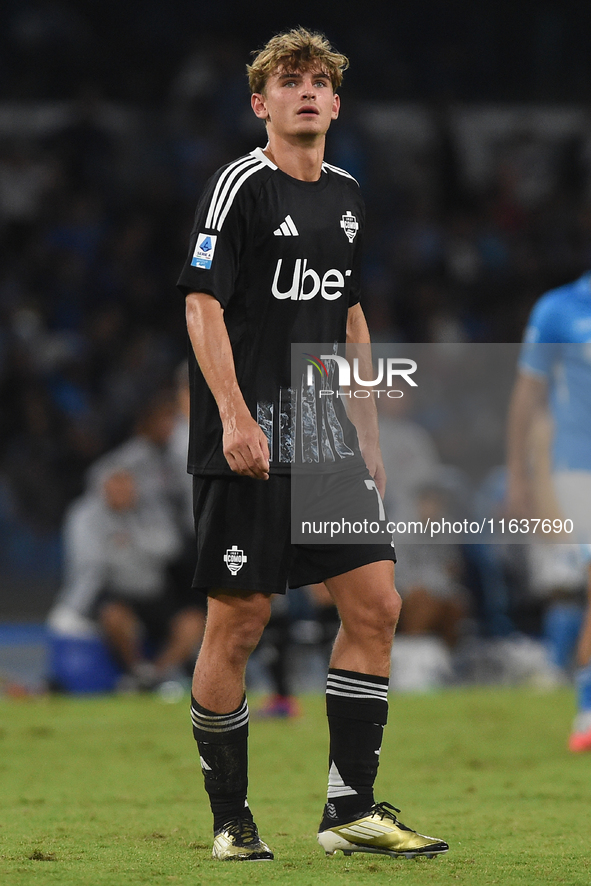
{"left": 191, "top": 467, "right": 396, "bottom": 595}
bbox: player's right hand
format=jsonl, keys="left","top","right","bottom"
{"left": 222, "top": 413, "right": 270, "bottom": 480}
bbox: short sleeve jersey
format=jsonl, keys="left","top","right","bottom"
{"left": 519, "top": 272, "right": 591, "bottom": 471}
{"left": 177, "top": 147, "right": 366, "bottom": 476}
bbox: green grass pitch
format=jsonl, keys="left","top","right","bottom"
{"left": 1, "top": 687, "right": 589, "bottom": 885}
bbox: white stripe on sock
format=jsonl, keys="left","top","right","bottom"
{"left": 327, "top": 761, "right": 358, "bottom": 798}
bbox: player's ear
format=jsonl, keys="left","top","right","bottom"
{"left": 251, "top": 92, "right": 269, "bottom": 121}
{"left": 331, "top": 93, "right": 340, "bottom": 121}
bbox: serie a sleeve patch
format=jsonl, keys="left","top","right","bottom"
{"left": 191, "top": 233, "right": 218, "bottom": 269}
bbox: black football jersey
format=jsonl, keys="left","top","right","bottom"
{"left": 177, "top": 147, "right": 366, "bottom": 476}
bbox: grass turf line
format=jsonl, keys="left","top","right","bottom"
{"left": 0, "top": 688, "right": 589, "bottom": 885}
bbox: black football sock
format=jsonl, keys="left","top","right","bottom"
{"left": 190, "top": 694, "right": 251, "bottom": 832}
{"left": 324, "top": 668, "right": 389, "bottom": 824}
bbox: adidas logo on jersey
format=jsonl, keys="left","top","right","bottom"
{"left": 273, "top": 215, "right": 299, "bottom": 236}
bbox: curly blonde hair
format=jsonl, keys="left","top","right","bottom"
{"left": 247, "top": 27, "right": 349, "bottom": 94}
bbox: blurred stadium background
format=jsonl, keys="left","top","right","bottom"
{"left": 1, "top": 0, "right": 591, "bottom": 694}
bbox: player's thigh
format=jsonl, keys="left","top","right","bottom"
{"left": 289, "top": 463, "right": 396, "bottom": 589}
{"left": 292, "top": 463, "right": 391, "bottom": 544}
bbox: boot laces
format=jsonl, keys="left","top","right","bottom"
{"left": 371, "top": 801, "right": 414, "bottom": 832}
{"left": 223, "top": 817, "right": 258, "bottom": 845}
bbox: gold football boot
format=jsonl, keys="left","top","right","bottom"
{"left": 317, "top": 801, "right": 448, "bottom": 859}
{"left": 212, "top": 817, "right": 274, "bottom": 861}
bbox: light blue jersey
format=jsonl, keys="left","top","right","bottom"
{"left": 519, "top": 273, "right": 591, "bottom": 471}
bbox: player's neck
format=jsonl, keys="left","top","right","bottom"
{"left": 263, "top": 135, "right": 325, "bottom": 182}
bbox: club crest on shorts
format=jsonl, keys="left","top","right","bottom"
{"left": 340, "top": 211, "right": 359, "bottom": 243}
{"left": 224, "top": 545, "right": 247, "bottom": 575}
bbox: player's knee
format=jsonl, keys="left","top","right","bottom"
{"left": 211, "top": 593, "right": 272, "bottom": 655}
{"left": 343, "top": 587, "right": 401, "bottom": 643}
{"left": 234, "top": 612, "right": 269, "bottom": 654}
{"left": 374, "top": 589, "right": 401, "bottom": 637}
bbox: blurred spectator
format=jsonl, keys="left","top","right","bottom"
{"left": 378, "top": 391, "right": 440, "bottom": 524}
{"left": 255, "top": 582, "right": 339, "bottom": 718}
{"left": 49, "top": 467, "right": 202, "bottom": 690}
{"left": 255, "top": 594, "right": 301, "bottom": 719}
{"left": 46, "top": 89, "right": 116, "bottom": 191}
{"left": 395, "top": 483, "right": 471, "bottom": 650}
{"left": 306, "top": 581, "right": 341, "bottom": 668}
{"left": 526, "top": 543, "right": 587, "bottom": 676}
{"left": 1, "top": 378, "right": 90, "bottom": 531}
{"left": 87, "top": 386, "right": 178, "bottom": 505}
{"left": 87, "top": 383, "right": 204, "bottom": 603}
{"left": 0, "top": 141, "right": 57, "bottom": 258}
{"left": 166, "top": 360, "right": 193, "bottom": 536}
{"left": 165, "top": 361, "right": 207, "bottom": 623}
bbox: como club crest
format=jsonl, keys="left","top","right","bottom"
{"left": 224, "top": 545, "right": 248, "bottom": 575}
{"left": 340, "top": 211, "right": 359, "bottom": 243}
